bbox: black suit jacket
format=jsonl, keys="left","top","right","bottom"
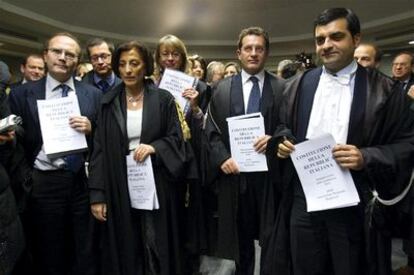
{"left": 8, "top": 77, "right": 102, "bottom": 166}
{"left": 81, "top": 71, "right": 122, "bottom": 92}
{"left": 206, "top": 72, "right": 285, "bottom": 169}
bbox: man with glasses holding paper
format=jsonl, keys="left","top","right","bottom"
{"left": 9, "top": 32, "right": 101, "bottom": 274}
{"left": 203, "top": 26, "right": 284, "bottom": 275}
{"left": 263, "top": 8, "right": 414, "bottom": 275}
{"left": 82, "top": 38, "right": 122, "bottom": 93}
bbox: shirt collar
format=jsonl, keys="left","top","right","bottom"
{"left": 46, "top": 73, "right": 75, "bottom": 92}
{"left": 322, "top": 60, "right": 358, "bottom": 85}
{"left": 93, "top": 71, "right": 115, "bottom": 86}
{"left": 241, "top": 69, "right": 265, "bottom": 85}
{"left": 323, "top": 60, "right": 358, "bottom": 77}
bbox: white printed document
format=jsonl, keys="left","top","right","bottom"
{"left": 37, "top": 96, "right": 87, "bottom": 158}
{"left": 126, "top": 154, "right": 159, "bottom": 210}
{"left": 227, "top": 113, "right": 268, "bottom": 172}
{"left": 291, "top": 134, "right": 360, "bottom": 212}
{"left": 159, "top": 68, "right": 198, "bottom": 112}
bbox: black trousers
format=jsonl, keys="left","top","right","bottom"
{"left": 290, "top": 183, "right": 364, "bottom": 275}
{"left": 28, "top": 169, "right": 97, "bottom": 275}
{"left": 235, "top": 173, "right": 265, "bottom": 275}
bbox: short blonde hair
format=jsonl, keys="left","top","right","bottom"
{"left": 154, "top": 35, "right": 189, "bottom": 74}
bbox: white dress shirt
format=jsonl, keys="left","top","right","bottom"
{"left": 306, "top": 60, "right": 358, "bottom": 144}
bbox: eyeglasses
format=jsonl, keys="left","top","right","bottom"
{"left": 90, "top": 53, "right": 111, "bottom": 62}
{"left": 48, "top": 48, "right": 78, "bottom": 61}
{"left": 160, "top": 51, "right": 181, "bottom": 59}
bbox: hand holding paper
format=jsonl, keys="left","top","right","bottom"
{"left": 254, "top": 135, "right": 271, "bottom": 153}
{"left": 126, "top": 154, "right": 159, "bottom": 210}
{"left": 133, "top": 144, "right": 155, "bottom": 162}
{"left": 332, "top": 144, "right": 364, "bottom": 170}
{"left": 69, "top": 115, "right": 91, "bottom": 134}
{"left": 226, "top": 112, "right": 268, "bottom": 172}
{"left": 290, "top": 134, "right": 360, "bottom": 212}
{"left": 182, "top": 87, "right": 199, "bottom": 112}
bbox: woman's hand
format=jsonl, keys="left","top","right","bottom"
{"left": 182, "top": 87, "right": 200, "bottom": 112}
{"left": 91, "top": 203, "right": 107, "bottom": 222}
{"left": 133, "top": 144, "right": 155, "bottom": 162}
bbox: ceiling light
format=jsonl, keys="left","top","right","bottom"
{"left": 409, "top": 40, "right": 414, "bottom": 45}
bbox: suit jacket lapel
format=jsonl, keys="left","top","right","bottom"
{"left": 26, "top": 79, "right": 46, "bottom": 126}
{"left": 75, "top": 81, "right": 90, "bottom": 116}
{"left": 140, "top": 86, "right": 158, "bottom": 144}
{"left": 295, "top": 68, "right": 322, "bottom": 142}
{"left": 103, "top": 84, "right": 127, "bottom": 140}
{"left": 230, "top": 74, "right": 244, "bottom": 116}
{"left": 261, "top": 72, "right": 274, "bottom": 132}
{"left": 347, "top": 66, "right": 367, "bottom": 146}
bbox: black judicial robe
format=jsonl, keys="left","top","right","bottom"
{"left": 88, "top": 82, "right": 189, "bottom": 275}
{"left": 261, "top": 66, "right": 414, "bottom": 275}
{"left": 203, "top": 72, "right": 284, "bottom": 261}
{"left": 0, "top": 89, "right": 25, "bottom": 274}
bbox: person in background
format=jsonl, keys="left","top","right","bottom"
{"left": 75, "top": 62, "right": 93, "bottom": 80}
{"left": 189, "top": 54, "right": 207, "bottom": 82}
{"left": 0, "top": 61, "right": 25, "bottom": 275}
{"left": 223, "top": 62, "right": 240, "bottom": 78}
{"left": 354, "top": 43, "right": 382, "bottom": 69}
{"left": 15, "top": 54, "right": 45, "bottom": 86}
{"left": 82, "top": 38, "right": 122, "bottom": 93}
{"left": 276, "top": 59, "right": 293, "bottom": 78}
{"left": 392, "top": 51, "right": 414, "bottom": 92}
{"left": 154, "top": 34, "right": 210, "bottom": 274}
{"left": 206, "top": 61, "right": 225, "bottom": 87}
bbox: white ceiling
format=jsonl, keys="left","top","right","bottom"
{"left": 0, "top": 0, "right": 414, "bottom": 61}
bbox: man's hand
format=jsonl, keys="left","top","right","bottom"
{"left": 133, "top": 144, "right": 155, "bottom": 162}
{"left": 277, "top": 138, "right": 295, "bottom": 158}
{"left": 0, "top": 130, "right": 15, "bottom": 143}
{"left": 254, "top": 135, "right": 271, "bottom": 153}
{"left": 91, "top": 203, "right": 107, "bottom": 222}
{"left": 69, "top": 116, "right": 91, "bottom": 134}
{"left": 220, "top": 158, "right": 240, "bottom": 175}
{"left": 332, "top": 144, "right": 364, "bottom": 170}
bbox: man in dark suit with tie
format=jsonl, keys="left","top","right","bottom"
{"left": 266, "top": 8, "right": 414, "bottom": 275}
{"left": 9, "top": 32, "right": 101, "bottom": 275}
{"left": 204, "top": 26, "right": 284, "bottom": 275}
{"left": 82, "top": 38, "right": 121, "bottom": 93}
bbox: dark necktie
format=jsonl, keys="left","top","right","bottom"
{"left": 98, "top": 80, "right": 110, "bottom": 93}
{"left": 59, "top": 84, "right": 83, "bottom": 173}
{"left": 246, "top": 76, "right": 261, "bottom": 114}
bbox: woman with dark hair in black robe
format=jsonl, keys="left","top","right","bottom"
{"left": 88, "top": 41, "right": 189, "bottom": 275}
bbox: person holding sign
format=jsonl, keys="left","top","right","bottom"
{"left": 263, "top": 8, "right": 414, "bottom": 275}
{"left": 154, "top": 35, "right": 211, "bottom": 270}
{"left": 9, "top": 32, "right": 101, "bottom": 274}
{"left": 88, "top": 41, "right": 189, "bottom": 275}
{"left": 203, "top": 27, "right": 285, "bottom": 274}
